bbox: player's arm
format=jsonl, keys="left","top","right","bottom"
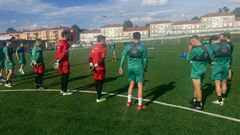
{"left": 119, "top": 45, "right": 130, "bottom": 75}
{"left": 142, "top": 46, "right": 148, "bottom": 72}
{"left": 31, "top": 49, "right": 37, "bottom": 65}
{"left": 15, "top": 48, "right": 20, "bottom": 60}
{"left": 3, "top": 48, "right": 12, "bottom": 64}
{"left": 56, "top": 43, "right": 65, "bottom": 62}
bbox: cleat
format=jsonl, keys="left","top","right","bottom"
{"left": 212, "top": 100, "right": 224, "bottom": 106}
{"left": 127, "top": 102, "right": 133, "bottom": 107}
{"left": 4, "top": 83, "right": 12, "bottom": 88}
{"left": 96, "top": 98, "right": 106, "bottom": 103}
{"left": 60, "top": 91, "right": 63, "bottom": 94}
{"left": 62, "top": 92, "right": 73, "bottom": 96}
{"left": 38, "top": 86, "right": 45, "bottom": 90}
{"left": 137, "top": 105, "right": 146, "bottom": 111}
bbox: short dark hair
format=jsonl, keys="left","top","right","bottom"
{"left": 61, "top": 30, "right": 70, "bottom": 38}
{"left": 133, "top": 32, "right": 141, "bottom": 40}
{"left": 209, "top": 35, "right": 219, "bottom": 43}
{"left": 97, "top": 35, "right": 106, "bottom": 42}
{"left": 190, "top": 35, "right": 200, "bottom": 41}
{"left": 220, "top": 32, "right": 231, "bottom": 39}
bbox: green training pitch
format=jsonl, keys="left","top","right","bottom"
{"left": 0, "top": 37, "right": 240, "bottom": 135}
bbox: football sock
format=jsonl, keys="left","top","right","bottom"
{"left": 128, "top": 95, "right": 132, "bottom": 102}
{"left": 138, "top": 97, "right": 143, "bottom": 106}
{"left": 217, "top": 96, "right": 222, "bottom": 102}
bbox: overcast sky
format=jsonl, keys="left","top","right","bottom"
{"left": 0, "top": 0, "right": 240, "bottom": 32}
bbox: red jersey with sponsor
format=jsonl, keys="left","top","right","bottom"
{"left": 56, "top": 39, "right": 70, "bottom": 74}
{"left": 89, "top": 43, "right": 106, "bottom": 71}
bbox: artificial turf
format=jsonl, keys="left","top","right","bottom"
{"left": 0, "top": 36, "right": 240, "bottom": 135}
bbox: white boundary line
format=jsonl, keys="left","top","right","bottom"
{"left": 0, "top": 89, "right": 240, "bottom": 123}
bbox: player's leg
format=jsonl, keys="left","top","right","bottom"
{"left": 127, "top": 81, "right": 135, "bottom": 106}
{"left": 212, "top": 80, "right": 223, "bottom": 105}
{"left": 136, "top": 69, "right": 146, "bottom": 110}
{"left": 221, "top": 80, "right": 227, "bottom": 100}
{"left": 5, "top": 69, "right": 13, "bottom": 87}
{"left": 95, "top": 70, "right": 106, "bottom": 102}
{"left": 61, "top": 73, "right": 72, "bottom": 95}
{"left": 137, "top": 82, "right": 146, "bottom": 110}
{"left": 113, "top": 51, "right": 117, "bottom": 61}
{"left": 192, "top": 79, "right": 203, "bottom": 110}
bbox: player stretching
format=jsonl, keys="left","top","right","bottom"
{"left": 3, "top": 39, "right": 15, "bottom": 88}
{"left": 89, "top": 35, "right": 107, "bottom": 103}
{"left": 219, "top": 33, "right": 234, "bottom": 81}
{"left": 56, "top": 30, "right": 72, "bottom": 96}
{"left": 208, "top": 35, "right": 231, "bottom": 105}
{"left": 187, "top": 35, "right": 209, "bottom": 110}
{"left": 31, "top": 39, "right": 45, "bottom": 90}
{"left": 119, "top": 32, "right": 148, "bottom": 111}
{"left": 16, "top": 43, "right": 26, "bottom": 75}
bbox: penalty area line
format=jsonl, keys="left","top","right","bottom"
{"left": 0, "top": 89, "right": 240, "bottom": 123}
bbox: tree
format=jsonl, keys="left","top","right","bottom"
{"left": 218, "top": 8, "right": 223, "bottom": 13}
{"left": 123, "top": 20, "right": 133, "bottom": 28}
{"left": 223, "top": 6, "right": 230, "bottom": 13}
{"left": 71, "top": 24, "right": 81, "bottom": 43}
{"left": 232, "top": 7, "right": 240, "bottom": 17}
{"left": 191, "top": 16, "right": 200, "bottom": 20}
{"left": 6, "top": 27, "right": 17, "bottom": 33}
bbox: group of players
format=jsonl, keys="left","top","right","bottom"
{"left": 187, "top": 33, "right": 233, "bottom": 110}
{"left": 0, "top": 29, "right": 234, "bottom": 111}
{"left": 0, "top": 30, "right": 148, "bottom": 110}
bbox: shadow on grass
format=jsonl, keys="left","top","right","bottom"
{"left": 144, "top": 81, "right": 176, "bottom": 106}
{"left": 201, "top": 83, "right": 215, "bottom": 105}
{"left": 73, "top": 76, "right": 121, "bottom": 92}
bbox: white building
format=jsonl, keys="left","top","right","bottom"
{"left": 234, "top": 17, "right": 240, "bottom": 27}
{"left": 124, "top": 26, "right": 149, "bottom": 39}
{"left": 172, "top": 20, "right": 202, "bottom": 35}
{"left": 100, "top": 24, "right": 124, "bottom": 40}
{"left": 201, "top": 12, "right": 235, "bottom": 29}
{"left": 80, "top": 29, "right": 101, "bottom": 43}
{"left": 149, "top": 21, "right": 172, "bottom": 36}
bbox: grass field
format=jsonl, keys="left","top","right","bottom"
{"left": 0, "top": 37, "right": 240, "bottom": 135}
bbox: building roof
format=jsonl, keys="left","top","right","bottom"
{"left": 0, "top": 35, "right": 14, "bottom": 40}
{"left": 173, "top": 20, "right": 201, "bottom": 25}
{"left": 101, "top": 24, "right": 123, "bottom": 28}
{"left": 150, "top": 20, "right": 172, "bottom": 24}
{"left": 81, "top": 29, "right": 101, "bottom": 34}
{"left": 124, "top": 26, "right": 149, "bottom": 31}
{"left": 202, "top": 12, "right": 234, "bottom": 18}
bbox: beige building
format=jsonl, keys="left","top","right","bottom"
{"left": 149, "top": 21, "right": 172, "bottom": 36}
{"left": 101, "top": 24, "right": 124, "bottom": 40}
{"left": 172, "top": 20, "right": 202, "bottom": 35}
{"left": 201, "top": 13, "right": 235, "bottom": 29}
{"left": 124, "top": 26, "right": 149, "bottom": 39}
{"left": 6, "top": 26, "right": 69, "bottom": 43}
{"left": 80, "top": 29, "right": 101, "bottom": 43}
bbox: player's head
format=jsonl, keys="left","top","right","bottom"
{"left": 61, "top": 29, "right": 70, "bottom": 41}
{"left": 35, "top": 39, "right": 42, "bottom": 46}
{"left": 220, "top": 33, "right": 231, "bottom": 41}
{"left": 97, "top": 35, "right": 106, "bottom": 44}
{"left": 209, "top": 35, "right": 220, "bottom": 44}
{"left": 133, "top": 32, "right": 141, "bottom": 41}
{"left": 189, "top": 35, "right": 201, "bottom": 46}
{"left": 20, "top": 43, "right": 24, "bottom": 47}
{"left": 6, "top": 39, "right": 13, "bottom": 46}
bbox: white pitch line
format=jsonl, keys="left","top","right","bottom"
{"left": 0, "top": 89, "right": 240, "bottom": 123}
